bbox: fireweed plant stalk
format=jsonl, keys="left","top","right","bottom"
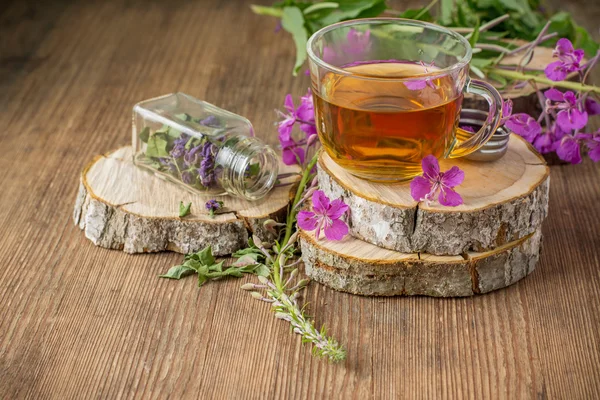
{"left": 236, "top": 90, "right": 348, "bottom": 362}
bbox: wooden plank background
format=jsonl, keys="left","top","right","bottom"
{"left": 1, "top": 0, "right": 599, "bottom": 398}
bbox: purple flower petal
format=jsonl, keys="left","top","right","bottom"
{"left": 278, "top": 118, "right": 295, "bottom": 142}
{"left": 328, "top": 198, "right": 349, "bottom": 220}
{"left": 323, "top": 218, "right": 349, "bottom": 241}
{"left": 460, "top": 125, "right": 476, "bottom": 133}
{"left": 405, "top": 80, "right": 428, "bottom": 91}
{"left": 297, "top": 210, "right": 318, "bottom": 231}
{"left": 505, "top": 114, "right": 542, "bottom": 142}
{"left": 556, "top": 136, "right": 582, "bottom": 164}
{"left": 585, "top": 98, "right": 600, "bottom": 116}
{"left": 554, "top": 38, "right": 574, "bottom": 57}
{"left": 281, "top": 140, "right": 305, "bottom": 166}
{"left": 441, "top": 166, "right": 465, "bottom": 188}
{"left": 421, "top": 155, "right": 440, "bottom": 181}
{"left": 312, "top": 190, "right": 330, "bottom": 214}
{"left": 545, "top": 61, "right": 568, "bottom": 81}
{"left": 300, "top": 123, "right": 317, "bottom": 136}
{"left": 438, "top": 187, "right": 463, "bottom": 207}
{"left": 588, "top": 139, "right": 600, "bottom": 162}
{"left": 533, "top": 133, "right": 554, "bottom": 154}
{"left": 556, "top": 108, "right": 588, "bottom": 131}
{"left": 284, "top": 94, "right": 295, "bottom": 113}
{"left": 410, "top": 176, "right": 432, "bottom": 202}
{"left": 544, "top": 88, "right": 564, "bottom": 102}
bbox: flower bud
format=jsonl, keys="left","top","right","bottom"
{"left": 306, "top": 133, "right": 319, "bottom": 148}
{"left": 263, "top": 219, "right": 279, "bottom": 235}
{"left": 257, "top": 275, "right": 269, "bottom": 285}
{"left": 240, "top": 283, "right": 255, "bottom": 290}
{"left": 287, "top": 231, "right": 299, "bottom": 245}
{"left": 250, "top": 291, "right": 263, "bottom": 300}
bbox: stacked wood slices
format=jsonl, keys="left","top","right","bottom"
{"left": 299, "top": 135, "right": 549, "bottom": 297}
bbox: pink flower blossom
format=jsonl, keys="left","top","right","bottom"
{"left": 544, "top": 88, "right": 588, "bottom": 131}
{"left": 276, "top": 90, "right": 319, "bottom": 166}
{"left": 297, "top": 190, "right": 349, "bottom": 240}
{"left": 405, "top": 61, "right": 438, "bottom": 90}
{"left": 544, "top": 38, "right": 584, "bottom": 81}
{"left": 343, "top": 28, "right": 371, "bottom": 55}
{"left": 504, "top": 113, "right": 542, "bottom": 142}
{"left": 554, "top": 134, "right": 582, "bottom": 164}
{"left": 585, "top": 97, "right": 600, "bottom": 116}
{"left": 280, "top": 138, "right": 306, "bottom": 165}
{"left": 577, "top": 129, "right": 600, "bottom": 162}
{"left": 410, "top": 155, "right": 464, "bottom": 207}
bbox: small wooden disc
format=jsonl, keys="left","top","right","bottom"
{"left": 318, "top": 135, "right": 549, "bottom": 255}
{"left": 73, "top": 147, "right": 298, "bottom": 255}
{"left": 299, "top": 228, "right": 542, "bottom": 297}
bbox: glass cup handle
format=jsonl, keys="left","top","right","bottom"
{"left": 448, "top": 77, "right": 503, "bottom": 158}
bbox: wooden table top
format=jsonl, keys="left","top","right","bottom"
{"left": 1, "top": 0, "right": 599, "bottom": 398}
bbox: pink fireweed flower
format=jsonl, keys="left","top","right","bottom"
{"left": 405, "top": 61, "right": 438, "bottom": 90}
{"left": 504, "top": 113, "right": 543, "bottom": 142}
{"left": 585, "top": 97, "right": 600, "bottom": 116}
{"left": 280, "top": 138, "right": 306, "bottom": 166}
{"left": 297, "top": 190, "right": 349, "bottom": 241}
{"left": 277, "top": 94, "right": 298, "bottom": 142}
{"left": 410, "top": 155, "right": 465, "bottom": 207}
{"left": 576, "top": 129, "right": 600, "bottom": 162}
{"left": 298, "top": 89, "right": 317, "bottom": 136}
{"left": 554, "top": 134, "right": 582, "bottom": 164}
{"left": 544, "top": 88, "right": 588, "bottom": 131}
{"left": 544, "top": 38, "right": 584, "bottom": 81}
{"left": 343, "top": 28, "right": 371, "bottom": 55}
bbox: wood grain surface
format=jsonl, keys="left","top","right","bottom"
{"left": 1, "top": 0, "right": 599, "bottom": 399}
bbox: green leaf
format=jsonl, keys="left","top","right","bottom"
{"left": 488, "top": 72, "right": 508, "bottom": 87}
{"left": 470, "top": 57, "right": 494, "bottom": 69}
{"left": 254, "top": 264, "right": 271, "bottom": 277}
{"left": 159, "top": 265, "right": 196, "bottom": 279}
{"left": 398, "top": 8, "right": 433, "bottom": 22}
{"left": 250, "top": 4, "right": 283, "bottom": 17}
{"left": 281, "top": 6, "right": 308, "bottom": 76}
{"left": 469, "top": 19, "right": 480, "bottom": 47}
{"left": 303, "top": 2, "right": 338, "bottom": 15}
{"left": 138, "top": 127, "right": 150, "bottom": 143}
{"left": 175, "top": 113, "right": 192, "bottom": 122}
{"left": 439, "top": 0, "right": 454, "bottom": 25}
{"left": 195, "top": 246, "right": 216, "bottom": 267}
{"left": 209, "top": 261, "right": 224, "bottom": 273}
{"left": 145, "top": 135, "right": 169, "bottom": 158}
{"left": 179, "top": 201, "right": 192, "bottom": 218}
{"left": 574, "top": 25, "right": 599, "bottom": 58}
{"left": 319, "top": 0, "right": 386, "bottom": 26}
{"left": 198, "top": 274, "right": 209, "bottom": 287}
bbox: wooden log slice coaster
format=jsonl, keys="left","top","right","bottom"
{"left": 318, "top": 135, "right": 549, "bottom": 256}
{"left": 299, "top": 228, "right": 542, "bottom": 297}
{"left": 73, "top": 147, "right": 298, "bottom": 256}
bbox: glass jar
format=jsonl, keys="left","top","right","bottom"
{"left": 132, "top": 93, "right": 279, "bottom": 201}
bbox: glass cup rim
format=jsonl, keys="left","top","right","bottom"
{"left": 306, "top": 17, "right": 473, "bottom": 81}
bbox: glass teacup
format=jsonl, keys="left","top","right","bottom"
{"left": 307, "top": 18, "right": 503, "bottom": 181}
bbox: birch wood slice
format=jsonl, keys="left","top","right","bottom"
{"left": 318, "top": 135, "right": 549, "bottom": 256}
{"left": 73, "top": 146, "right": 298, "bottom": 256}
{"left": 299, "top": 228, "right": 542, "bottom": 297}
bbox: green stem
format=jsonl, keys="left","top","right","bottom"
{"left": 486, "top": 68, "right": 600, "bottom": 93}
{"left": 272, "top": 152, "right": 320, "bottom": 290}
{"left": 414, "top": 0, "right": 438, "bottom": 20}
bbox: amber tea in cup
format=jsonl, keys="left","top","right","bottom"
{"left": 307, "top": 19, "right": 503, "bottom": 181}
